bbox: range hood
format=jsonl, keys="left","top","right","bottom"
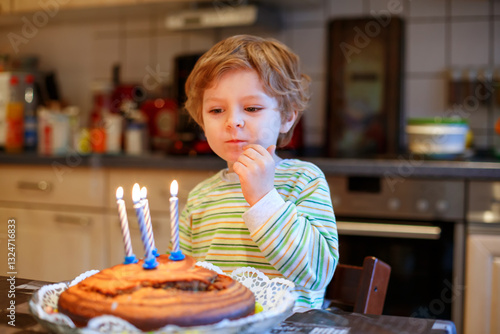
{"left": 165, "top": 4, "right": 281, "bottom": 30}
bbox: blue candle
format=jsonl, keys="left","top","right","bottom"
{"left": 132, "top": 183, "right": 158, "bottom": 269}
{"left": 116, "top": 186, "right": 138, "bottom": 264}
{"left": 169, "top": 180, "right": 184, "bottom": 261}
{"left": 140, "top": 186, "right": 159, "bottom": 257}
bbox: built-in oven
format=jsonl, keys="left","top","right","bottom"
{"left": 327, "top": 176, "right": 466, "bottom": 334}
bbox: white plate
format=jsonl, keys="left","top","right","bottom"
{"left": 29, "top": 262, "right": 296, "bottom": 334}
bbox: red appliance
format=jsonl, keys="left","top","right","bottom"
{"left": 140, "top": 98, "right": 177, "bottom": 152}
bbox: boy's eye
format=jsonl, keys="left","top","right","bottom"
{"left": 245, "top": 107, "right": 261, "bottom": 112}
{"left": 209, "top": 108, "right": 223, "bottom": 114}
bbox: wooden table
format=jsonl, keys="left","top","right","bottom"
{"left": 0, "top": 276, "right": 456, "bottom": 334}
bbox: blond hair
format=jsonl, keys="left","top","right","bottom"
{"left": 184, "top": 35, "right": 310, "bottom": 147}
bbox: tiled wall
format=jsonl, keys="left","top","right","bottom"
{"left": 1, "top": 0, "right": 499, "bottom": 152}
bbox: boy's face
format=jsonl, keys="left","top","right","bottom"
{"left": 201, "top": 69, "right": 294, "bottom": 170}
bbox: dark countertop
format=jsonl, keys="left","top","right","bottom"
{"left": 1, "top": 152, "right": 499, "bottom": 179}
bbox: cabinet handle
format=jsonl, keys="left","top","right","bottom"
{"left": 55, "top": 215, "right": 91, "bottom": 227}
{"left": 17, "top": 180, "right": 52, "bottom": 192}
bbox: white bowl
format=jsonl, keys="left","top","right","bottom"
{"left": 406, "top": 119, "right": 469, "bottom": 155}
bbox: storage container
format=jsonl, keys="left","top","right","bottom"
{"left": 406, "top": 118, "right": 469, "bottom": 156}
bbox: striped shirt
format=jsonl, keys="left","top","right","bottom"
{"left": 179, "top": 159, "right": 339, "bottom": 310}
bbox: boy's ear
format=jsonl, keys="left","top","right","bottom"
{"left": 280, "top": 110, "right": 298, "bottom": 133}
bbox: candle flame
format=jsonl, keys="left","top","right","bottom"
{"left": 141, "top": 186, "right": 147, "bottom": 199}
{"left": 116, "top": 186, "right": 124, "bottom": 200}
{"left": 132, "top": 183, "right": 141, "bottom": 203}
{"left": 170, "top": 180, "right": 178, "bottom": 197}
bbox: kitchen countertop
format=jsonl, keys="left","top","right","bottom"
{"left": 0, "top": 152, "right": 499, "bottom": 179}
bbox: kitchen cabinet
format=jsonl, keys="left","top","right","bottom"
{"left": 61, "top": 0, "right": 139, "bottom": 10}
{"left": 464, "top": 233, "right": 500, "bottom": 334}
{"left": 0, "top": 164, "right": 106, "bottom": 282}
{"left": 0, "top": 164, "right": 214, "bottom": 281}
{"left": 12, "top": 0, "right": 48, "bottom": 12}
{"left": 0, "top": 206, "right": 107, "bottom": 282}
{"left": 0, "top": 0, "right": 11, "bottom": 14}
{"left": 0, "top": 165, "right": 105, "bottom": 208}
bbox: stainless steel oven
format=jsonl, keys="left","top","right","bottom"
{"left": 327, "top": 176, "right": 466, "bottom": 333}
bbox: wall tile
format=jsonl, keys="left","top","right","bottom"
{"left": 407, "top": 0, "right": 446, "bottom": 18}
{"left": 125, "top": 17, "right": 153, "bottom": 33}
{"left": 495, "top": 19, "right": 500, "bottom": 67}
{"left": 289, "top": 27, "right": 325, "bottom": 76}
{"left": 369, "top": 0, "right": 408, "bottom": 17}
{"left": 11, "top": 23, "right": 94, "bottom": 114}
{"left": 89, "top": 21, "right": 121, "bottom": 37}
{"left": 91, "top": 37, "right": 119, "bottom": 81}
{"left": 471, "top": 130, "right": 488, "bottom": 149}
{"left": 451, "top": 21, "right": 489, "bottom": 67}
{"left": 284, "top": 5, "right": 327, "bottom": 26}
{"left": 329, "top": 0, "right": 365, "bottom": 17}
{"left": 304, "top": 77, "right": 326, "bottom": 147}
{"left": 465, "top": 105, "right": 488, "bottom": 130}
{"left": 405, "top": 76, "right": 447, "bottom": 119}
{"left": 451, "top": 0, "right": 489, "bottom": 16}
{"left": 407, "top": 22, "right": 446, "bottom": 73}
{"left": 123, "top": 36, "right": 152, "bottom": 84}
{"left": 466, "top": 103, "right": 489, "bottom": 149}
{"left": 1, "top": 0, "right": 498, "bottom": 151}
{"left": 185, "top": 31, "right": 217, "bottom": 54}
{"left": 218, "top": 25, "right": 287, "bottom": 43}
{"left": 155, "top": 33, "right": 186, "bottom": 88}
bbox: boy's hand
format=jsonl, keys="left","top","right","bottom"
{"left": 233, "top": 144, "right": 276, "bottom": 206}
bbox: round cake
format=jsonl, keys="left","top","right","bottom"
{"left": 57, "top": 254, "right": 255, "bottom": 331}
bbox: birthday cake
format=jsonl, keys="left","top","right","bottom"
{"left": 57, "top": 254, "right": 256, "bottom": 331}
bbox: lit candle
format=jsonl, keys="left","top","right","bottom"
{"left": 132, "top": 183, "right": 158, "bottom": 269}
{"left": 140, "top": 186, "right": 159, "bottom": 257}
{"left": 169, "top": 180, "right": 184, "bottom": 261}
{"left": 116, "top": 186, "right": 138, "bottom": 264}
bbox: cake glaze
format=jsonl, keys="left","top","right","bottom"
{"left": 57, "top": 254, "right": 255, "bottom": 331}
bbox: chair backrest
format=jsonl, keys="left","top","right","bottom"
{"left": 324, "top": 256, "right": 391, "bottom": 315}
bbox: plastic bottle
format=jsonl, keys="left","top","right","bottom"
{"left": 5, "top": 75, "right": 24, "bottom": 153}
{"left": 23, "top": 74, "right": 37, "bottom": 151}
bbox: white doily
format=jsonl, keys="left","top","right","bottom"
{"left": 29, "top": 262, "right": 296, "bottom": 334}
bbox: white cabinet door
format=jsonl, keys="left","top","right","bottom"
{"left": 106, "top": 212, "right": 171, "bottom": 266}
{"left": 0, "top": 165, "right": 105, "bottom": 208}
{"left": 0, "top": 0, "right": 11, "bottom": 13}
{"left": 0, "top": 207, "right": 107, "bottom": 282}
{"left": 464, "top": 234, "right": 500, "bottom": 334}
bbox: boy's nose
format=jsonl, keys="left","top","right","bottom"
{"left": 226, "top": 111, "right": 245, "bottom": 128}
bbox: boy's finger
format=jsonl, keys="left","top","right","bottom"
{"left": 267, "top": 145, "right": 276, "bottom": 156}
{"left": 242, "top": 144, "right": 267, "bottom": 156}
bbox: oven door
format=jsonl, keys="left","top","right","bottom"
{"left": 335, "top": 218, "right": 464, "bottom": 323}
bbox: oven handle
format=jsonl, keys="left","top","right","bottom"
{"left": 337, "top": 221, "right": 441, "bottom": 240}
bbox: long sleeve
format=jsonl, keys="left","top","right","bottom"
{"left": 179, "top": 202, "right": 193, "bottom": 256}
{"left": 175, "top": 161, "right": 338, "bottom": 310}
{"left": 242, "top": 162, "right": 339, "bottom": 308}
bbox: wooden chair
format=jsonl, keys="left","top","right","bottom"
{"left": 323, "top": 256, "right": 391, "bottom": 315}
